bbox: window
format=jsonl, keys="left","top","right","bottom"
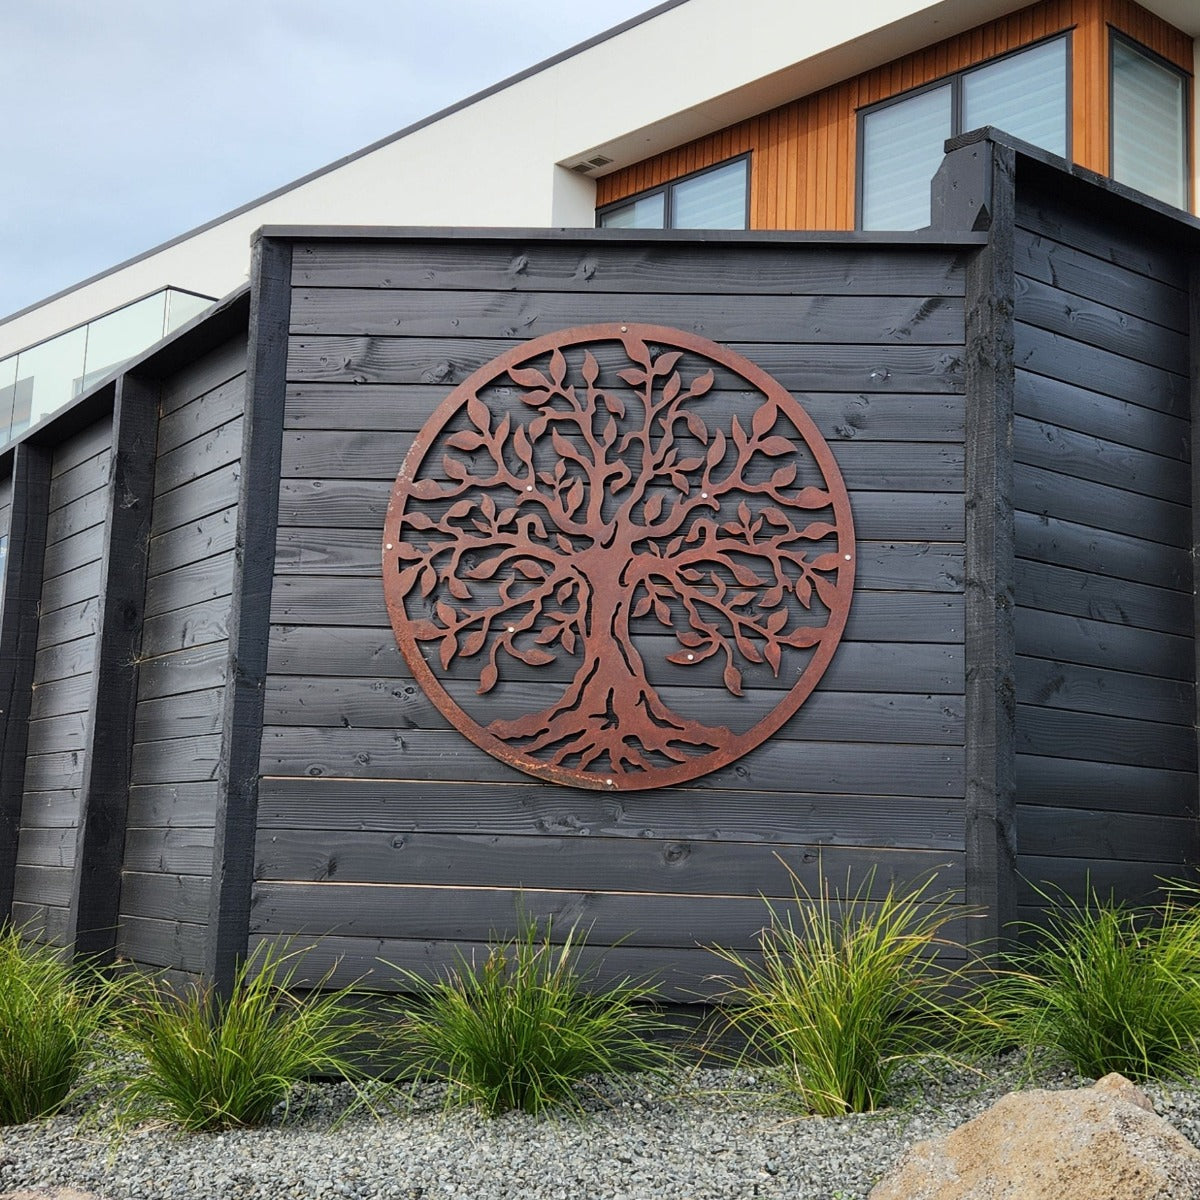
{"left": 858, "top": 36, "right": 1069, "bottom": 229}
{"left": 598, "top": 157, "right": 749, "bottom": 229}
{"left": 1111, "top": 34, "right": 1188, "bottom": 210}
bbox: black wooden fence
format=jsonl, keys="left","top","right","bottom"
{"left": 0, "top": 133, "right": 1195, "bottom": 995}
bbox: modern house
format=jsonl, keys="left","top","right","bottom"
{"left": 0, "top": 0, "right": 1197, "bottom": 993}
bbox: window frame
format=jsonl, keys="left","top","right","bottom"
{"left": 595, "top": 154, "right": 751, "bottom": 230}
{"left": 855, "top": 32, "right": 1072, "bottom": 229}
{"left": 1108, "top": 29, "right": 1192, "bottom": 211}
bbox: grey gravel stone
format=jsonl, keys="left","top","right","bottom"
{"left": 1, "top": 1061, "right": 1199, "bottom": 1200}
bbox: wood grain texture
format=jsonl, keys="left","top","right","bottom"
{"left": 1010, "top": 172, "right": 1198, "bottom": 895}
{"left": 206, "top": 236, "right": 290, "bottom": 989}
{"left": 294, "top": 242, "right": 972, "bottom": 296}
{"left": 7, "top": 422, "right": 113, "bottom": 940}
{"left": 254, "top": 775, "right": 965, "bottom": 848}
{"left": 255, "top": 828, "right": 963, "bottom": 896}
{"left": 116, "top": 336, "right": 248, "bottom": 970}
{"left": 286, "top": 335, "right": 966, "bottom": 395}
{"left": 290, "top": 289, "right": 965, "bottom": 345}
{"left": 69, "top": 375, "right": 160, "bottom": 958}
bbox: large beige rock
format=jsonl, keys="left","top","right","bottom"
{"left": 0, "top": 1191, "right": 105, "bottom": 1200}
{"left": 870, "top": 1073, "right": 1200, "bottom": 1200}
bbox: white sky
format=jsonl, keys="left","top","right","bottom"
{"left": 0, "top": 0, "right": 657, "bottom": 322}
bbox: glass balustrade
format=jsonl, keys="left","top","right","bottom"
{"left": 0, "top": 287, "right": 215, "bottom": 448}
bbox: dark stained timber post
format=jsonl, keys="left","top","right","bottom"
{"left": 207, "top": 235, "right": 291, "bottom": 991}
{"left": 0, "top": 443, "right": 53, "bottom": 921}
{"left": 958, "top": 140, "right": 1019, "bottom": 952}
{"left": 68, "top": 374, "right": 159, "bottom": 960}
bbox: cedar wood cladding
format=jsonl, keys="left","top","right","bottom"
{"left": 116, "top": 336, "right": 248, "bottom": 974}
{"left": 595, "top": 0, "right": 1193, "bottom": 230}
{"left": 10, "top": 418, "right": 114, "bottom": 945}
{"left": 252, "top": 233, "right": 976, "bottom": 993}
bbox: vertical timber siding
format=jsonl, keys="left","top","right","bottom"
{"left": 595, "top": 0, "right": 1193, "bottom": 228}
{"left": 116, "top": 337, "right": 247, "bottom": 973}
{"left": 1011, "top": 170, "right": 1198, "bottom": 911}
{"left": 10, "top": 419, "right": 113, "bottom": 944}
{"left": 251, "top": 234, "right": 974, "bottom": 994}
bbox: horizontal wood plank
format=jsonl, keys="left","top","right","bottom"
{"left": 130, "top": 735, "right": 223, "bottom": 786}
{"left": 1015, "top": 608, "right": 1192, "bottom": 679}
{"left": 1012, "top": 274, "right": 1188, "bottom": 373}
{"left": 1018, "top": 807, "right": 1198, "bottom": 865}
{"left": 1013, "top": 416, "right": 1190, "bottom": 504}
{"left": 1015, "top": 754, "right": 1197, "bottom": 817}
{"left": 126, "top": 783, "right": 220, "bottom": 829}
{"left": 156, "top": 374, "right": 246, "bottom": 455}
{"left": 293, "top": 242, "right": 971, "bottom": 297}
{"left": 153, "top": 416, "right": 243, "bottom": 498}
{"left": 286, "top": 336, "right": 966, "bottom": 394}
{"left": 151, "top": 463, "right": 241, "bottom": 537}
{"left": 135, "top": 641, "right": 229, "bottom": 701}
{"left": 1015, "top": 370, "right": 1189, "bottom": 462}
{"left": 265, "top": 626, "right": 964, "bottom": 693}
{"left": 1014, "top": 512, "right": 1191, "bottom": 591}
{"left": 120, "top": 871, "right": 211, "bottom": 924}
{"left": 269, "top": 575, "right": 965, "bottom": 641}
{"left": 254, "top": 775, "right": 965, "bottom": 848}
{"left": 1013, "top": 463, "right": 1190, "bottom": 548}
{"left": 1015, "top": 559, "right": 1191, "bottom": 635}
{"left": 255, "top": 827, "right": 963, "bottom": 895}
{"left": 283, "top": 384, "right": 967, "bottom": 443}
{"left": 123, "top": 827, "right": 215, "bottom": 875}
{"left": 1015, "top": 705, "right": 1196, "bottom": 771}
{"left": 159, "top": 336, "right": 247, "bottom": 416}
{"left": 250, "top": 881, "right": 970, "bottom": 950}
{"left": 1015, "top": 657, "right": 1193, "bottom": 724}
{"left": 147, "top": 509, "right": 237, "bottom": 576}
{"left": 1014, "top": 324, "right": 1187, "bottom": 418}
{"left": 258, "top": 727, "right": 964, "bottom": 797}
{"left": 261, "top": 676, "right": 965, "bottom": 745}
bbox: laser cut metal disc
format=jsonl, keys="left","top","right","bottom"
{"left": 383, "top": 324, "right": 855, "bottom": 791}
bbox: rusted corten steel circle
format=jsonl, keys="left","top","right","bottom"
{"left": 383, "top": 324, "right": 855, "bottom": 791}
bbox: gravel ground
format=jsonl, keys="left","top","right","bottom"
{"left": 3, "top": 1059, "right": 1200, "bottom": 1200}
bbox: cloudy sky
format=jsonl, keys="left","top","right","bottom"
{"left": 0, "top": 0, "right": 656, "bottom": 321}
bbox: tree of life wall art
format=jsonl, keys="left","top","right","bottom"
{"left": 382, "top": 324, "right": 855, "bottom": 791}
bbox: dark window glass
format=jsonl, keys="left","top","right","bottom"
{"left": 1112, "top": 36, "right": 1187, "bottom": 210}
{"left": 598, "top": 157, "right": 748, "bottom": 229}
{"left": 859, "top": 36, "right": 1068, "bottom": 229}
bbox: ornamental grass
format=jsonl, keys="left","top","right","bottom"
{"left": 387, "top": 916, "right": 673, "bottom": 1116}
{"left": 980, "top": 882, "right": 1200, "bottom": 1082}
{"left": 0, "top": 924, "right": 116, "bottom": 1125}
{"left": 711, "top": 865, "right": 977, "bottom": 1116}
{"left": 105, "top": 944, "right": 368, "bottom": 1132}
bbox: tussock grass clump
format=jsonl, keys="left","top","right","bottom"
{"left": 982, "top": 884, "right": 1200, "bottom": 1082}
{"left": 711, "top": 867, "right": 975, "bottom": 1116}
{"left": 108, "top": 946, "right": 366, "bottom": 1132}
{"left": 0, "top": 925, "right": 113, "bottom": 1125}
{"left": 390, "top": 918, "right": 672, "bottom": 1116}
